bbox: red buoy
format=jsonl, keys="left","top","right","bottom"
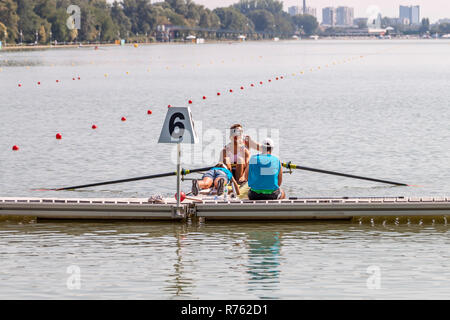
{"left": 260, "top": 81, "right": 263, "bottom": 84}
{"left": 240, "top": 86, "right": 244, "bottom": 90}
{"left": 37, "top": 82, "right": 41, "bottom": 85}
{"left": 121, "top": 117, "right": 127, "bottom": 121}
{"left": 72, "top": 78, "right": 75, "bottom": 80}
{"left": 77, "top": 77, "right": 81, "bottom": 80}
{"left": 203, "top": 96, "right": 206, "bottom": 100}
{"left": 168, "top": 105, "right": 172, "bottom": 108}
{"left": 92, "top": 124, "right": 97, "bottom": 129}
{"left": 12, "top": 145, "right": 19, "bottom": 151}
{"left": 56, "top": 133, "right": 62, "bottom": 140}
{"left": 276, "top": 77, "right": 279, "bottom": 80}
{"left": 188, "top": 100, "right": 193, "bottom": 104}
{"left": 175, "top": 192, "right": 186, "bottom": 202}
{"left": 229, "top": 89, "right": 233, "bottom": 93}
{"left": 56, "top": 80, "right": 59, "bottom": 83}
{"left": 18, "top": 84, "right": 22, "bottom": 87}
{"left": 217, "top": 92, "right": 221, "bottom": 96}
{"left": 147, "top": 110, "right": 152, "bottom": 115}
{"left": 251, "top": 84, "right": 254, "bottom": 87}
{"left": 268, "top": 79, "right": 272, "bottom": 82}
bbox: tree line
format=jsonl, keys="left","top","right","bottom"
{"left": 380, "top": 17, "right": 450, "bottom": 35}
{"left": 0, "top": 0, "right": 319, "bottom": 44}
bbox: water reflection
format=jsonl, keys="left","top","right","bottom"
{"left": 165, "top": 223, "right": 194, "bottom": 298}
{"left": 0, "top": 220, "right": 449, "bottom": 299}
{"left": 246, "top": 231, "right": 281, "bottom": 299}
{"left": 0, "top": 57, "right": 42, "bottom": 67}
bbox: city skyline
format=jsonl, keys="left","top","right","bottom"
{"left": 189, "top": 0, "right": 449, "bottom": 23}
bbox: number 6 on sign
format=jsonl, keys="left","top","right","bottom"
{"left": 158, "top": 107, "right": 199, "bottom": 144}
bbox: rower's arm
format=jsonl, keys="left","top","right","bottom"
{"left": 243, "top": 164, "right": 249, "bottom": 183}
{"left": 245, "top": 136, "right": 262, "bottom": 151}
{"left": 221, "top": 148, "right": 232, "bottom": 171}
{"left": 231, "top": 177, "right": 241, "bottom": 195}
{"left": 241, "top": 149, "right": 250, "bottom": 182}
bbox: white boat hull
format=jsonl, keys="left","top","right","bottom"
{"left": 1, "top": 197, "right": 450, "bottom": 221}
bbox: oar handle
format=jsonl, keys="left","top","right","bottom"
{"left": 282, "top": 162, "right": 409, "bottom": 186}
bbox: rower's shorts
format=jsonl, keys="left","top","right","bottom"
{"left": 202, "top": 169, "right": 229, "bottom": 184}
{"left": 248, "top": 188, "right": 282, "bottom": 200}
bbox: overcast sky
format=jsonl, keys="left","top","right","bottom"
{"left": 167, "top": 0, "right": 450, "bottom": 23}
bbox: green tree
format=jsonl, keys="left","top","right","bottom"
{"left": 0, "top": 0, "right": 307, "bottom": 43}
{"left": 234, "top": 0, "right": 282, "bottom": 15}
{"left": 91, "top": 4, "right": 119, "bottom": 41}
{"left": 34, "top": 0, "right": 68, "bottom": 42}
{"left": 123, "top": 0, "right": 157, "bottom": 35}
{"left": 248, "top": 9, "right": 274, "bottom": 32}
{"left": 78, "top": 5, "right": 98, "bottom": 41}
{"left": 0, "top": 21, "right": 7, "bottom": 41}
{"left": 199, "top": 9, "right": 220, "bottom": 29}
{"left": 256, "top": 0, "right": 283, "bottom": 14}
{"left": 438, "top": 23, "right": 450, "bottom": 34}
{"left": 292, "top": 14, "right": 318, "bottom": 35}
{"left": 49, "top": 8, "right": 70, "bottom": 42}
{"left": 233, "top": 0, "right": 257, "bottom": 15}
{"left": 214, "top": 7, "right": 253, "bottom": 32}
{"left": 234, "top": 0, "right": 293, "bottom": 36}
{"left": 68, "top": 28, "right": 77, "bottom": 41}
{"left": 38, "top": 24, "right": 46, "bottom": 43}
{"left": 16, "top": 0, "right": 45, "bottom": 42}
{"left": 274, "top": 12, "right": 294, "bottom": 35}
{"left": 111, "top": 1, "right": 131, "bottom": 38}
{"left": 34, "top": 0, "right": 56, "bottom": 19}
{"left": 165, "top": 0, "right": 187, "bottom": 16}
{"left": 419, "top": 18, "right": 430, "bottom": 33}
{"left": 185, "top": 1, "right": 201, "bottom": 23}
{"left": 0, "top": 0, "right": 19, "bottom": 41}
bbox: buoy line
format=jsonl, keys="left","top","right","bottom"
{"left": 9, "top": 54, "right": 369, "bottom": 152}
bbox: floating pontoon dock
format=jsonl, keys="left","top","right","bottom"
{"left": 1, "top": 197, "right": 450, "bottom": 221}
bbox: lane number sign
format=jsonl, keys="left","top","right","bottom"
{"left": 158, "top": 107, "right": 199, "bottom": 144}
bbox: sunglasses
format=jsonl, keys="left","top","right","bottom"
{"left": 230, "top": 128, "right": 243, "bottom": 137}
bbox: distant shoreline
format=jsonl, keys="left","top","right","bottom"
{"left": 0, "top": 41, "right": 244, "bottom": 51}
{"left": 1, "top": 36, "right": 445, "bottom": 52}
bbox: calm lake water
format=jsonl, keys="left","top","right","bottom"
{"left": 1, "top": 40, "right": 449, "bottom": 299}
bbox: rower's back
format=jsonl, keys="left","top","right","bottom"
{"left": 248, "top": 153, "right": 281, "bottom": 193}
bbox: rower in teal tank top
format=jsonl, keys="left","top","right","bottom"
{"left": 248, "top": 154, "right": 281, "bottom": 194}
{"left": 246, "top": 138, "right": 286, "bottom": 200}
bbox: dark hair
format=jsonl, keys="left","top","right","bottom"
{"left": 263, "top": 146, "right": 272, "bottom": 153}
{"left": 230, "top": 124, "right": 243, "bottom": 130}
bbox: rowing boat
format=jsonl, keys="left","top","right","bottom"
{"left": 1, "top": 196, "right": 449, "bottom": 221}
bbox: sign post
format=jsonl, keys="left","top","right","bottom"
{"left": 176, "top": 142, "right": 181, "bottom": 208}
{"left": 158, "top": 107, "right": 199, "bottom": 217}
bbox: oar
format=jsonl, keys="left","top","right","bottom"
{"left": 282, "top": 162, "right": 410, "bottom": 187}
{"left": 35, "top": 166, "right": 213, "bottom": 191}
